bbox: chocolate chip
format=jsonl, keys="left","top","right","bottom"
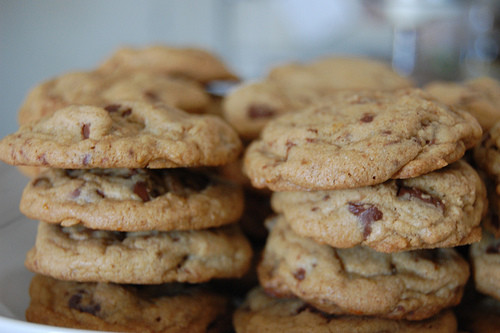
{"left": 133, "top": 181, "right": 151, "bottom": 202}
{"left": 248, "top": 104, "right": 276, "bottom": 119}
{"left": 293, "top": 268, "right": 306, "bottom": 281}
{"left": 360, "top": 113, "right": 375, "bottom": 123}
{"left": 323, "top": 195, "right": 330, "bottom": 201}
{"left": 397, "top": 184, "right": 444, "bottom": 211}
{"left": 486, "top": 243, "right": 500, "bottom": 254}
{"left": 68, "top": 293, "right": 101, "bottom": 316}
{"left": 95, "top": 189, "right": 105, "bottom": 198}
{"left": 348, "top": 202, "right": 383, "bottom": 239}
{"left": 104, "top": 104, "right": 121, "bottom": 112}
{"left": 121, "top": 108, "right": 132, "bottom": 117}
{"left": 81, "top": 123, "right": 90, "bottom": 139}
{"left": 82, "top": 154, "right": 91, "bottom": 166}
{"left": 70, "top": 188, "right": 81, "bottom": 199}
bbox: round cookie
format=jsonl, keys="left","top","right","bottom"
{"left": 20, "top": 168, "right": 244, "bottom": 231}
{"left": 97, "top": 45, "right": 238, "bottom": 84}
{"left": 223, "top": 57, "right": 413, "bottom": 139}
{"left": 425, "top": 76, "right": 500, "bottom": 132}
{"left": 470, "top": 231, "right": 500, "bottom": 300}
{"left": 1, "top": 101, "right": 242, "bottom": 169}
{"left": 25, "top": 222, "right": 253, "bottom": 284}
{"left": 271, "top": 160, "right": 486, "bottom": 252}
{"left": 234, "top": 288, "right": 458, "bottom": 333}
{"left": 258, "top": 216, "right": 469, "bottom": 321}
{"left": 244, "top": 89, "right": 482, "bottom": 191}
{"left": 26, "top": 274, "right": 231, "bottom": 333}
{"left": 18, "top": 70, "right": 212, "bottom": 126}
{"left": 267, "top": 57, "right": 413, "bottom": 91}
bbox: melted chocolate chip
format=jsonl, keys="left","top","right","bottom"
{"left": 81, "top": 123, "right": 90, "bottom": 139}
{"left": 348, "top": 202, "right": 383, "bottom": 239}
{"left": 121, "top": 108, "right": 132, "bottom": 117}
{"left": 360, "top": 113, "right": 375, "bottom": 123}
{"left": 133, "top": 181, "right": 151, "bottom": 202}
{"left": 397, "top": 184, "right": 444, "bottom": 211}
{"left": 104, "top": 104, "right": 121, "bottom": 112}
{"left": 68, "top": 293, "right": 101, "bottom": 316}
{"left": 293, "top": 268, "right": 306, "bottom": 281}
{"left": 248, "top": 104, "right": 276, "bottom": 119}
{"left": 82, "top": 154, "right": 91, "bottom": 166}
{"left": 95, "top": 189, "right": 105, "bottom": 198}
{"left": 70, "top": 188, "right": 81, "bottom": 199}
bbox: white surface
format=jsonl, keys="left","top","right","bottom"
{"left": 0, "top": 163, "right": 104, "bottom": 332}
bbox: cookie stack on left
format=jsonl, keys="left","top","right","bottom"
{"left": 0, "top": 46, "right": 253, "bottom": 332}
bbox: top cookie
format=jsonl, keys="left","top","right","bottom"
{"left": 223, "top": 57, "right": 413, "bottom": 139}
{"left": 97, "top": 45, "right": 238, "bottom": 84}
{"left": 1, "top": 101, "right": 242, "bottom": 169}
{"left": 244, "top": 89, "right": 482, "bottom": 191}
{"left": 18, "top": 70, "right": 212, "bottom": 126}
{"left": 425, "top": 77, "right": 500, "bottom": 132}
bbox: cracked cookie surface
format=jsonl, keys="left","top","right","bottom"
{"left": 20, "top": 168, "right": 243, "bottom": 231}
{"left": 1, "top": 101, "right": 242, "bottom": 169}
{"left": 257, "top": 216, "right": 469, "bottom": 320}
{"left": 244, "top": 89, "right": 482, "bottom": 191}
{"left": 25, "top": 222, "right": 252, "bottom": 284}
{"left": 26, "top": 274, "right": 231, "bottom": 333}
{"left": 233, "top": 287, "right": 457, "bottom": 333}
{"left": 271, "top": 160, "right": 485, "bottom": 252}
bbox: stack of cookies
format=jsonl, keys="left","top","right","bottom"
{"left": 234, "top": 87, "right": 486, "bottom": 332}
{"left": 0, "top": 46, "right": 255, "bottom": 332}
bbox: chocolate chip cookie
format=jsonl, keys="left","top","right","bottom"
{"left": 470, "top": 231, "right": 500, "bottom": 300}
{"left": 20, "top": 168, "right": 243, "bottom": 231}
{"left": 234, "top": 287, "right": 458, "bottom": 333}
{"left": 26, "top": 274, "right": 231, "bottom": 332}
{"left": 244, "top": 89, "right": 482, "bottom": 191}
{"left": 258, "top": 216, "right": 469, "bottom": 320}
{"left": 271, "top": 160, "right": 485, "bottom": 252}
{"left": 223, "top": 57, "right": 413, "bottom": 139}
{"left": 97, "top": 45, "right": 238, "bottom": 84}
{"left": 25, "top": 222, "right": 253, "bottom": 284}
{"left": 18, "top": 70, "right": 212, "bottom": 126}
{"left": 425, "top": 76, "right": 500, "bottom": 131}
{"left": 0, "top": 101, "right": 242, "bottom": 169}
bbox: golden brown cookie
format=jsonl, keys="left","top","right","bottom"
{"left": 26, "top": 274, "right": 231, "bottom": 333}
{"left": 18, "top": 70, "right": 212, "bottom": 126}
{"left": 20, "top": 168, "right": 243, "bottom": 231}
{"left": 425, "top": 76, "right": 500, "bottom": 132}
{"left": 25, "top": 222, "right": 253, "bottom": 284}
{"left": 244, "top": 89, "right": 482, "bottom": 191}
{"left": 234, "top": 288, "right": 458, "bottom": 333}
{"left": 258, "top": 216, "right": 469, "bottom": 321}
{"left": 470, "top": 231, "right": 500, "bottom": 300}
{"left": 1, "top": 101, "right": 242, "bottom": 169}
{"left": 271, "top": 160, "right": 485, "bottom": 252}
{"left": 97, "top": 45, "right": 238, "bottom": 84}
{"left": 223, "top": 57, "right": 413, "bottom": 139}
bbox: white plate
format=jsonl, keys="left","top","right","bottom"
{"left": 0, "top": 164, "right": 104, "bottom": 333}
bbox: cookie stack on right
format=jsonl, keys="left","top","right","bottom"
{"left": 235, "top": 88, "right": 486, "bottom": 332}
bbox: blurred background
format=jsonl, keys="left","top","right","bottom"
{"left": 1, "top": 0, "right": 499, "bottom": 138}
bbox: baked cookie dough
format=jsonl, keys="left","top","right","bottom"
{"left": 271, "top": 160, "right": 485, "bottom": 252}
{"left": 26, "top": 274, "right": 231, "bottom": 333}
{"left": 224, "top": 57, "right": 413, "bottom": 139}
{"left": 470, "top": 231, "right": 500, "bottom": 300}
{"left": 244, "top": 89, "right": 482, "bottom": 191}
{"left": 25, "top": 222, "right": 252, "bottom": 284}
{"left": 97, "top": 45, "right": 238, "bottom": 84}
{"left": 1, "top": 101, "right": 242, "bottom": 169}
{"left": 258, "top": 216, "right": 469, "bottom": 320}
{"left": 20, "top": 168, "right": 243, "bottom": 231}
{"left": 234, "top": 287, "right": 458, "bottom": 333}
{"left": 18, "top": 70, "right": 212, "bottom": 126}
{"left": 425, "top": 76, "right": 500, "bottom": 131}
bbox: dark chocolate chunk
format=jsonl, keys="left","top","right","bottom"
{"left": 348, "top": 202, "right": 383, "bottom": 239}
